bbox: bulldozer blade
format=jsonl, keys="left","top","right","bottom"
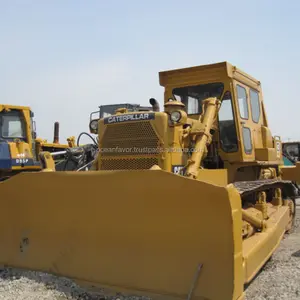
{"left": 0, "top": 170, "right": 244, "bottom": 300}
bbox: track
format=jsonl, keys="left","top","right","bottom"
{"left": 233, "top": 178, "right": 298, "bottom": 197}
{"left": 245, "top": 201, "right": 300, "bottom": 300}
{"left": 0, "top": 204, "right": 299, "bottom": 300}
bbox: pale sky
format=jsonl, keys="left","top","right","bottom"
{"left": 1, "top": 0, "right": 299, "bottom": 144}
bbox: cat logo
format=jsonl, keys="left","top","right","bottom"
{"left": 172, "top": 165, "right": 185, "bottom": 175}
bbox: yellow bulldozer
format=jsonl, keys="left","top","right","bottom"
{"left": 0, "top": 62, "right": 299, "bottom": 300}
{"left": 0, "top": 104, "right": 97, "bottom": 180}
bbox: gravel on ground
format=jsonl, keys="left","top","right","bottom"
{"left": 245, "top": 205, "right": 300, "bottom": 300}
{"left": 1, "top": 206, "right": 300, "bottom": 300}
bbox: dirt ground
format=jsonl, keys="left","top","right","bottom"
{"left": 1, "top": 204, "right": 299, "bottom": 300}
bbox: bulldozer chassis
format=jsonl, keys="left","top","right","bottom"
{"left": 0, "top": 61, "right": 299, "bottom": 300}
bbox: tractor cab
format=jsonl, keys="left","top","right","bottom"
{"left": 0, "top": 105, "right": 36, "bottom": 143}
{"left": 282, "top": 141, "right": 300, "bottom": 165}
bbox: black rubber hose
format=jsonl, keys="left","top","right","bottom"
{"left": 76, "top": 132, "right": 97, "bottom": 147}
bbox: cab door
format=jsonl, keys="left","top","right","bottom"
{"left": 233, "top": 82, "right": 255, "bottom": 161}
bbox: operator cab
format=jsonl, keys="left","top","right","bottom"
{"left": 282, "top": 142, "right": 300, "bottom": 165}
{"left": 159, "top": 62, "right": 270, "bottom": 165}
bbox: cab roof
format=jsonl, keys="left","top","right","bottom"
{"left": 159, "top": 61, "right": 261, "bottom": 91}
{"left": 0, "top": 104, "right": 31, "bottom": 112}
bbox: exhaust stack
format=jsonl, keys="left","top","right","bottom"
{"left": 53, "top": 122, "right": 60, "bottom": 144}
{"left": 149, "top": 98, "right": 160, "bottom": 112}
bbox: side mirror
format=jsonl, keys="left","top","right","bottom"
{"left": 32, "top": 120, "right": 37, "bottom": 132}
{"left": 32, "top": 120, "right": 37, "bottom": 139}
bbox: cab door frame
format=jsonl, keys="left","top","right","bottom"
{"left": 232, "top": 80, "right": 255, "bottom": 162}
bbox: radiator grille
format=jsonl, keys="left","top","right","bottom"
{"left": 99, "top": 121, "right": 161, "bottom": 171}
{"left": 100, "top": 157, "right": 159, "bottom": 170}
{"left": 101, "top": 122, "right": 160, "bottom": 156}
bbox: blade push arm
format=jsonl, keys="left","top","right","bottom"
{"left": 186, "top": 97, "right": 220, "bottom": 179}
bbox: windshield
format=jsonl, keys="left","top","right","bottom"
{"left": 0, "top": 110, "right": 26, "bottom": 140}
{"left": 99, "top": 104, "right": 152, "bottom": 118}
{"left": 173, "top": 82, "right": 224, "bottom": 114}
{"left": 102, "top": 111, "right": 112, "bottom": 118}
{"left": 100, "top": 105, "right": 122, "bottom": 118}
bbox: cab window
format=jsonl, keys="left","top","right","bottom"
{"left": 236, "top": 85, "right": 249, "bottom": 119}
{"left": 242, "top": 127, "right": 252, "bottom": 154}
{"left": 250, "top": 89, "right": 260, "bottom": 123}
{"left": 173, "top": 82, "right": 224, "bottom": 115}
{"left": 0, "top": 110, "right": 26, "bottom": 139}
{"left": 218, "top": 91, "right": 238, "bottom": 152}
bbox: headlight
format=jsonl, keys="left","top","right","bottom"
{"left": 90, "top": 119, "right": 98, "bottom": 131}
{"left": 170, "top": 111, "right": 181, "bottom": 122}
